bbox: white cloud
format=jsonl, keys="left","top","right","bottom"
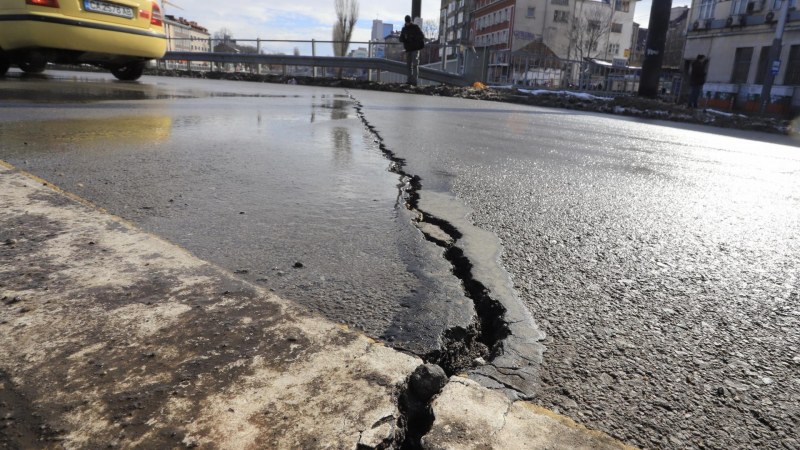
{"left": 169, "top": 0, "right": 438, "bottom": 44}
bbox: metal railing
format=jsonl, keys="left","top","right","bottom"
{"left": 492, "top": 50, "right": 684, "bottom": 102}
{"left": 159, "top": 38, "right": 465, "bottom": 85}
{"left": 158, "top": 37, "right": 685, "bottom": 99}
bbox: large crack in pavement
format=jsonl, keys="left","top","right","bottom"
{"left": 349, "top": 92, "right": 548, "bottom": 445}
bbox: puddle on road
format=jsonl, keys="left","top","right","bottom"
{"left": 0, "top": 71, "right": 303, "bottom": 103}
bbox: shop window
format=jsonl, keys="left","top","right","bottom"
{"left": 755, "top": 46, "right": 771, "bottom": 84}
{"left": 785, "top": 45, "right": 800, "bottom": 84}
{"left": 731, "top": 47, "right": 753, "bottom": 83}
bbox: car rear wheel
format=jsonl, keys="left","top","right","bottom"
{"left": 0, "top": 52, "right": 9, "bottom": 76}
{"left": 111, "top": 62, "right": 146, "bottom": 81}
{"left": 19, "top": 57, "right": 47, "bottom": 74}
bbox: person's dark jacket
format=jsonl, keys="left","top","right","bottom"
{"left": 399, "top": 23, "right": 425, "bottom": 52}
{"left": 690, "top": 59, "right": 707, "bottom": 86}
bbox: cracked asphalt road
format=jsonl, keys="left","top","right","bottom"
{"left": 2, "top": 71, "right": 799, "bottom": 449}
{"left": 355, "top": 90, "right": 800, "bottom": 450}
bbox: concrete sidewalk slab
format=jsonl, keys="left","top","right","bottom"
{"left": 0, "top": 166, "right": 419, "bottom": 448}
{"left": 0, "top": 164, "right": 634, "bottom": 449}
{"left": 424, "top": 377, "right": 634, "bottom": 450}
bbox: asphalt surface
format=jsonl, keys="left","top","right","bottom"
{"left": 0, "top": 71, "right": 472, "bottom": 357}
{"left": 355, "top": 90, "right": 800, "bottom": 450}
{"left": 2, "top": 70, "right": 799, "bottom": 449}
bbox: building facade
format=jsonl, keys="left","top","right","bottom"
{"left": 164, "top": 16, "right": 210, "bottom": 52}
{"left": 467, "top": 0, "right": 638, "bottom": 83}
{"left": 436, "top": 0, "right": 642, "bottom": 84}
{"left": 684, "top": 0, "right": 800, "bottom": 113}
{"left": 439, "top": 0, "right": 476, "bottom": 73}
{"left": 163, "top": 15, "right": 210, "bottom": 70}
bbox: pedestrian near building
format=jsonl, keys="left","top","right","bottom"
{"left": 688, "top": 55, "right": 707, "bottom": 108}
{"left": 399, "top": 15, "right": 425, "bottom": 86}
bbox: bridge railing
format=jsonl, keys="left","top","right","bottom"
{"left": 158, "top": 37, "right": 470, "bottom": 85}
{"left": 158, "top": 37, "right": 683, "bottom": 100}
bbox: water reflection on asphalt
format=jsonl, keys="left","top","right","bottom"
{"left": 0, "top": 71, "right": 472, "bottom": 355}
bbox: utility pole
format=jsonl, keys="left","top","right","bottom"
{"left": 759, "top": 0, "right": 791, "bottom": 114}
{"left": 638, "top": 0, "right": 673, "bottom": 97}
{"left": 412, "top": 0, "right": 421, "bottom": 20}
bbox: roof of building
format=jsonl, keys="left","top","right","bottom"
{"left": 165, "top": 15, "right": 209, "bottom": 33}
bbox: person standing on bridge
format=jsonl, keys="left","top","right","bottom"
{"left": 399, "top": 15, "right": 425, "bottom": 86}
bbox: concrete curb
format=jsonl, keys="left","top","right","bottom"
{"left": 0, "top": 164, "right": 634, "bottom": 449}
{"left": 425, "top": 377, "right": 635, "bottom": 450}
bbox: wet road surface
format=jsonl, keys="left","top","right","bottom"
{"left": 355, "top": 90, "right": 800, "bottom": 450}
{"left": 2, "top": 70, "right": 799, "bottom": 449}
{"left": 0, "top": 71, "right": 473, "bottom": 357}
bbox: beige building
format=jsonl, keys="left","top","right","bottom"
{"left": 684, "top": 0, "right": 800, "bottom": 114}
{"left": 163, "top": 15, "right": 210, "bottom": 70}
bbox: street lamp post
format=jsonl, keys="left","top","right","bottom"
{"left": 759, "top": 0, "right": 791, "bottom": 114}
{"left": 638, "top": 0, "right": 673, "bottom": 97}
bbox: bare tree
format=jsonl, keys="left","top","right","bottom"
{"left": 422, "top": 19, "right": 439, "bottom": 40}
{"left": 213, "top": 27, "right": 234, "bottom": 44}
{"left": 332, "top": 0, "right": 359, "bottom": 57}
{"left": 568, "top": 4, "right": 612, "bottom": 61}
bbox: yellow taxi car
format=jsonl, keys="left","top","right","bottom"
{"left": 0, "top": 0, "right": 167, "bottom": 80}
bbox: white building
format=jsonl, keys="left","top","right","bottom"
{"left": 163, "top": 15, "right": 211, "bottom": 70}
{"left": 684, "top": 0, "right": 800, "bottom": 114}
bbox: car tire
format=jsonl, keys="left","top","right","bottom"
{"left": 19, "top": 58, "right": 47, "bottom": 74}
{"left": 111, "top": 62, "right": 146, "bottom": 81}
{"left": 0, "top": 53, "right": 9, "bottom": 76}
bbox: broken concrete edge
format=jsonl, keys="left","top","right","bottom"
{"left": 425, "top": 376, "right": 638, "bottom": 450}
{"left": 416, "top": 190, "right": 547, "bottom": 399}
{"left": 350, "top": 97, "right": 546, "bottom": 399}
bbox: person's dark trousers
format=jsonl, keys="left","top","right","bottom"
{"left": 689, "top": 84, "right": 703, "bottom": 108}
{"left": 406, "top": 50, "right": 419, "bottom": 85}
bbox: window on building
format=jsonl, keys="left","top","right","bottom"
{"left": 554, "top": 10, "right": 569, "bottom": 23}
{"left": 551, "top": 0, "right": 569, "bottom": 5}
{"left": 611, "top": 22, "right": 623, "bottom": 32}
{"left": 731, "top": 0, "right": 748, "bottom": 14}
{"left": 608, "top": 43, "right": 620, "bottom": 55}
{"left": 785, "top": 45, "right": 800, "bottom": 84}
{"left": 615, "top": 0, "right": 630, "bottom": 12}
{"left": 731, "top": 47, "right": 754, "bottom": 83}
{"left": 699, "top": 0, "right": 715, "bottom": 19}
{"left": 527, "top": 6, "right": 535, "bottom": 17}
{"left": 773, "top": 0, "right": 798, "bottom": 9}
{"left": 755, "top": 46, "right": 772, "bottom": 84}
{"left": 588, "top": 20, "right": 601, "bottom": 30}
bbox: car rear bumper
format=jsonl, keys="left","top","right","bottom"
{"left": 0, "top": 13, "right": 166, "bottom": 59}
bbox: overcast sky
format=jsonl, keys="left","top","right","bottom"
{"left": 169, "top": 0, "right": 694, "bottom": 54}
{"left": 635, "top": 0, "right": 693, "bottom": 28}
